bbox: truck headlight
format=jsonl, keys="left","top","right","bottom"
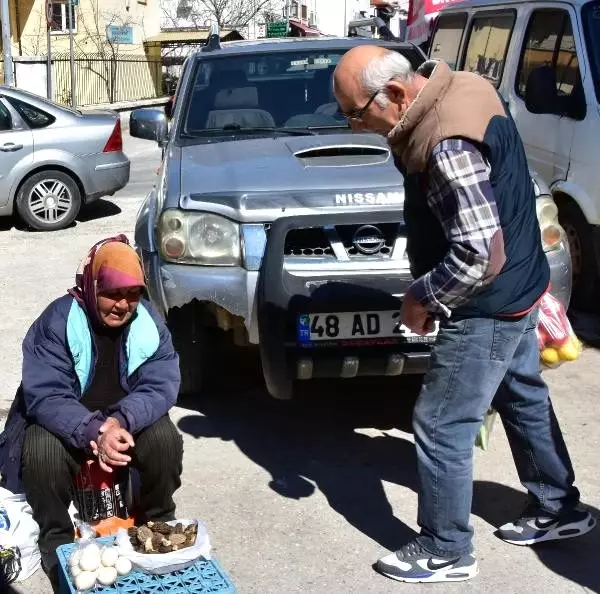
{"left": 535, "top": 196, "right": 563, "bottom": 252}
{"left": 159, "top": 210, "right": 241, "bottom": 265}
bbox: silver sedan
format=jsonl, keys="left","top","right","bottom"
{"left": 0, "top": 86, "right": 130, "bottom": 231}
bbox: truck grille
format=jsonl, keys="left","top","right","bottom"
{"left": 284, "top": 228, "right": 334, "bottom": 257}
{"left": 280, "top": 223, "right": 400, "bottom": 259}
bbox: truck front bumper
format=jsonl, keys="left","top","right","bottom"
{"left": 140, "top": 220, "right": 574, "bottom": 401}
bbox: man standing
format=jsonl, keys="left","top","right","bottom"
{"left": 333, "top": 47, "right": 595, "bottom": 583}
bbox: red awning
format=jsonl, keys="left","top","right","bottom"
{"left": 289, "top": 19, "right": 321, "bottom": 37}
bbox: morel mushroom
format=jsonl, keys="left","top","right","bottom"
{"left": 147, "top": 521, "right": 172, "bottom": 535}
{"left": 169, "top": 534, "right": 187, "bottom": 547}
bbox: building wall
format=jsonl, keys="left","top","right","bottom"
{"left": 14, "top": 0, "right": 161, "bottom": 56}
{"left": 316, "top": 0, "right": 370, "bottom": 37}
{"left": 315, "top": 0, "right": 404, "bottom": 39}
{"left": 9, "top": 0, "right": 162, "bottom": 105}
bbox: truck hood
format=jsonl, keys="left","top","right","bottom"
{"left": 171, "top": 133, "right": 405, "bottom": 223}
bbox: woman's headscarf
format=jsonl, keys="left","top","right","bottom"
{"left": 68, "top": 234, "right": 146, "bottom": 327}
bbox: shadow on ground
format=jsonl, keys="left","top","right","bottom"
{"left": 76, "top": 199, "right": 122, "bottom": 223}
{"left": 176, "top": 358, "right": 600, "bottom": 591}
{"left": 0, "top": 199, "right": 122, "bottom": 233}
{"left": 178, "top": 361, "right": 422, "bottom": 552}
{"left": 473, "top": 481, "right": 600, "bottom": 593}
{"left": 0, "top": 215, "right": 25, "bottom": 232}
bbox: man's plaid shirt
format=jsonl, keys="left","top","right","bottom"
{"left": 409, "top": 139, "right": 505, "bottom": 317}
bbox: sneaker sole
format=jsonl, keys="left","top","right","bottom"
{"left": 501, "top": 515, "right": 596, "bottom": 546}
{"left": 378, "top": 563, "right": 479, "bottom": 583}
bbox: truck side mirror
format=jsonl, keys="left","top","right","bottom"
{"left": 525, "top": 66, "right": 558, "bottom": 115}
{"left": 130, "top": 108, "right": 168, "bottom": 144}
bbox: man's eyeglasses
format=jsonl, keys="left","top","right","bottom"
{"left": 338, "top": 89, "right": 380, "bottom": 121}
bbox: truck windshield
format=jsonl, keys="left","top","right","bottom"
{"left": 582, "top": 0, "right": 600, "bottom": 101}
{"left": 181, "top": 48, "right": 420, "bottom": 137}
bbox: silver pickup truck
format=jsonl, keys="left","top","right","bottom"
{"left": 130, "top": 32, "right": 572, "bottom": 399}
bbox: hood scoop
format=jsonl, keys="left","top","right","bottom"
{"left": 294, "top": 144, "right": 390, "bottom": 167}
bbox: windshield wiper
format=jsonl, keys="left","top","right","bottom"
{"left": 182, "top": 126, "right": 316, "bottom": 137}
{"left": 306, "top": 124, "right": 351, "bottom": 131}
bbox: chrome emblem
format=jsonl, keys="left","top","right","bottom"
{"left": 352, "top": 225, "right": 385, "bottom": 255}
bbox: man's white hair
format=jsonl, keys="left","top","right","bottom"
{"left": 361, "top": 52, "right": 415, "bottom": 108}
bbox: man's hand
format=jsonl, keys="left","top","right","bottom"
{"left": 90, "top": 417, "right": 135, "bottom": 473}
{"left": 401, "top": 291, "right": 435, "bottom": 336}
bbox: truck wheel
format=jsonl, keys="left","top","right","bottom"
{"left": 168, "top": 307, "right": 214, "bottom": 397}
{"left": 557, "top": 198, "right": 598, "bottom": 309}
{"left": 173, "top": 329, "right": 208, "bottom": 396}
{"left": 16, "top": 170, "right": 81, "bottom": 231}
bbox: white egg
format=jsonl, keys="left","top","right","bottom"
{"left": 73, "top": 570, "right": 97, "bottom": 592}
{"left": 115, "top": 556, "right": 132, "bottom": 576}
{"left": 101, "top": 547, "right": 119, "bottom": 567}
{"left": 70, "top": 564, "right": 82, "bottom": 578}
{"left": 97, "top": 565, "right": 118, "bottom": 586}
{"left": 69, "top": 549, "right": 82, "bottom": 567}
{"left": 79, "top": 547, "right": 101, "bottom": 572}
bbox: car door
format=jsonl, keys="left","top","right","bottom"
{"left": 504, "top": 5, "right": 585, "bottom": 184}
{"left": 0, "top": 97, "right": 34, "bottom": 208}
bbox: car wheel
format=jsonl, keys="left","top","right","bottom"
{"left": 16, "top": 170, "right": 81, "bottom": 231}
{"left": 557, "top": 197, "right": 597, "bottom": 309}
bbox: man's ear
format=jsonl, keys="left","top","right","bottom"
{"left": 386, "top": 80, "right": 407, "bottom": 106}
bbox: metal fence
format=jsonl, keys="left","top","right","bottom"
{"left": 51, "top": 53, "right": 164, "bottom": 107}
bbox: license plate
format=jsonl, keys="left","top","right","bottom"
{"left": 297, "top": 311, "right": 439, "bottom": 343}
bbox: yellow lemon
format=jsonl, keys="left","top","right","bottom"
{"left": 541, "top": 348, "right": 560, "bottom": 365}
{"left": 558, "top": 341, "right": 580, "bottom": 361}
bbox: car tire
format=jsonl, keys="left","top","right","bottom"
{"left": 557, "top": 197, "right": 598, "bottom": 310}
{"left": 16, "top": 170, "right": 81, "bottom": 231}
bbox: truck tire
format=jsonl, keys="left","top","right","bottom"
{"left": 16, "top": 170, "right": 81, "bottom": 231}
{"left": 168, "top": 307, "right": 214, "bottom": 397}
{"left": 557, "top": 198, "right": 598, "bottom": 310}
{"left": 173, "top": 330, "right": 208, "bottom": 396}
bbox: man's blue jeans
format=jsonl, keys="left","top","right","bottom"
{"left": 413, "top": 308, "right": 580, "bottom": 557}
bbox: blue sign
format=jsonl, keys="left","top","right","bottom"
{"left": 107, "top": 25, "right": 134, "bottom": 44}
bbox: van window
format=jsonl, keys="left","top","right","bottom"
{"left": 463, "top": 11, "right": 516, "bottom": 87}
{"left": 429, "top": 13, "right": 468, "bottom": 70}
{"left": 517, "top": 9, "right": 585, "bottom": 120}
{"left": 581, "top": 0, "right": 600, "bottom": 102}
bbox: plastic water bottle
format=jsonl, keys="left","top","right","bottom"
{"left": 0, "top": 505, "right": 10, "bottom": 531}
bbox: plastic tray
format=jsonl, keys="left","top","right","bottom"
{"left": 57, "top": 537, "right": 236, "bottom": 594}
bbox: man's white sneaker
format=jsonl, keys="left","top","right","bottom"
{"left": 376, "top": 541, "right": 478, "bottom": 583}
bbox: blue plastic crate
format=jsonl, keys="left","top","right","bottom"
{"left": 57, "top": 537, "right": 236, "bottom": 594}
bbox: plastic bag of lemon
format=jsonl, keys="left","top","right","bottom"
{"left": 536, "top": 292, "right": 583, "bottom": 368}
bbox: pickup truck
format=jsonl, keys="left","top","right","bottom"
{"left": 130, "top": 31, "right": 572, "bottom": 399}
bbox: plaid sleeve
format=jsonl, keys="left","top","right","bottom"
{"left": 408, "top": 140, "right": 505, "bottom": 316}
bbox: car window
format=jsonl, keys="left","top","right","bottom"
{"left": 462, "top": 11, "right": 516, "bottom": 87}
{"left": 430, "top": 13, "right": 468, "bottom": 70}
{"left": 516, "top": 9, "right": 585, "bottom": 120}
{"left": 0, "top": 101, "right": 12, "bottom": 131}
{"left": 181, "top": 47, "right": 424, "bottom": 137}
{"left": 7, "top": 98, "right": 56, "bottom": 129}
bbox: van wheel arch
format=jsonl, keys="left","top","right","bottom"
{"left": 554, "top": 192, "right": 598, "bottom": 309}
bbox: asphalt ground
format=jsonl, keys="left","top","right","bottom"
{"left": 2, "top": 134, "right": 599, "bottom": 594}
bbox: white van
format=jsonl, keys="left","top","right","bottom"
{"left": 429, "top": 0, "right": 600, "bottom": 308}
